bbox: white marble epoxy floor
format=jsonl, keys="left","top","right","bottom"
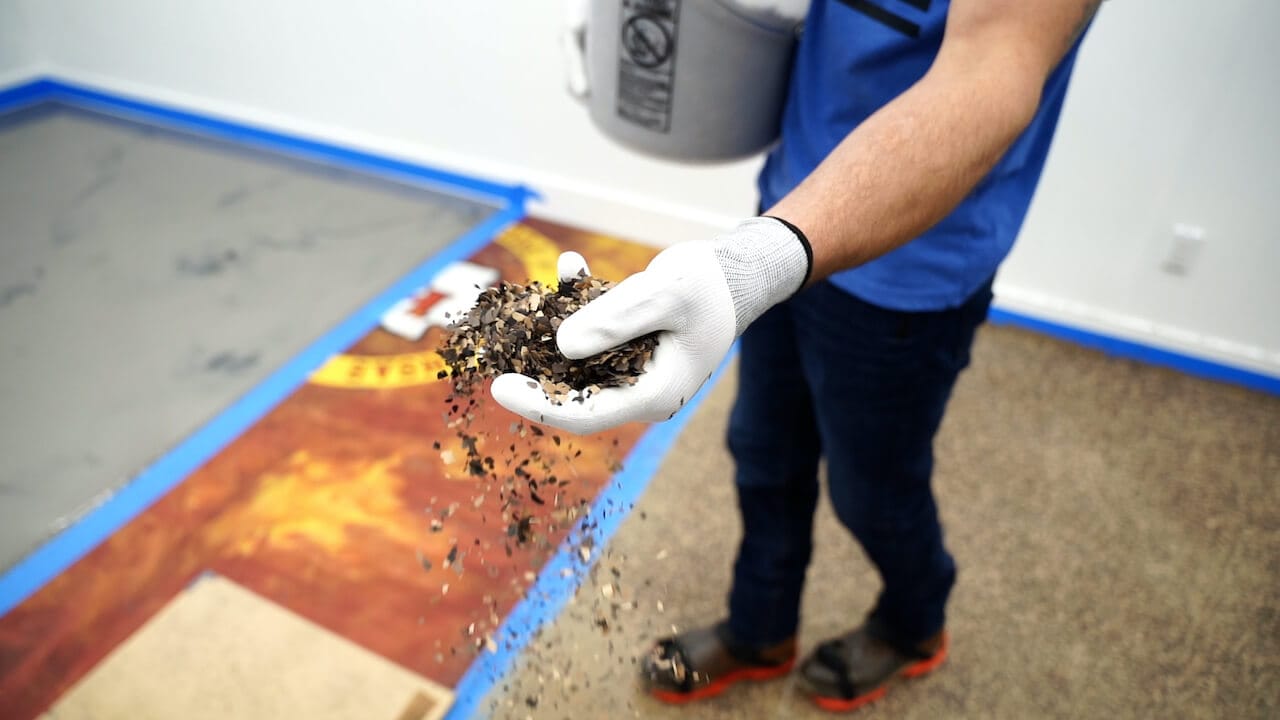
{"left": 0, "top": 104, "right": 496, "bottom": 571}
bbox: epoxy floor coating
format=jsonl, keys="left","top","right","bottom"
{"left": 0, "top": 105, "right": 494, "bottom": 571}
{"left": 0, "top": 217, "right": 663, "bottom": 720}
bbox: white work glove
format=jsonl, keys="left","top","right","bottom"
{"left": 490, "top": 217, "right": 812, "bottom": 435}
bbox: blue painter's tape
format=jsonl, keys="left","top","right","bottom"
{"left": 0, "top": 202, "right": 527, "bottom": 619}
{"left": 0, "top": 78, "right": 57, "bottom": 114}
{"left": 7, "top": 77, "right": 534, "bottom": 208}
{"left": 442, "top": 347, "right": 739, "bottom": 720}
{"left": 988, "top": 308, "right": 1279, "bottom": 397}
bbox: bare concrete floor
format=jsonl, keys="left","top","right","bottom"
{"left": 0, "top": 105, "right": 493, "bottom": 570}
{"left": 486, "top": 322, "right": 1279, "bottom": 719}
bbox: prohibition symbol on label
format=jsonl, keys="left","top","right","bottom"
{"left": 616, "top": 0, "right": 680, "bottom": 132}
{"left": 622, "top": 14, "right": 673, "bottom": 69}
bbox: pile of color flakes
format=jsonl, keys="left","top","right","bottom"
{"left": 439, "top": 273, "right": 657, "bottom": 404}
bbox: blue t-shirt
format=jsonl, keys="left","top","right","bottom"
{"left": 759, "top": 0, "right": 1086, "bottom": 311}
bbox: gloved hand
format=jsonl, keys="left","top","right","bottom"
{"left": 490, "top": 217, "right": 812, "bottom": 435}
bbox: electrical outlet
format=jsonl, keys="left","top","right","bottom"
{"left": 1160, "top": 223, "right": 1206, "bottom": 276}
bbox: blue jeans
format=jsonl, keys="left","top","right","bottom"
{"left": 726, "top": 279, "right": 992, "bottom": 651}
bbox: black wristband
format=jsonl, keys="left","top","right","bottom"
{"left": 761, "top": 215, "right": 814, "bottom": 289}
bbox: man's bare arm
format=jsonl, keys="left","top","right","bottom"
{"left": 492, "top": 1, "right": 1103, "bottom": 433}
{"left": 768, "top": 0, "right": 1103, "bottom": 284}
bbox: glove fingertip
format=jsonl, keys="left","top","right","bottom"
{"left": 489, "top": 373, "right": 548, "bottom": 416}
{"left": 557, "top": 251, "right": 589, "bottom": 282}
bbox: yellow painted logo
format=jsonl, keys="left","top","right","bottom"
{"left": 308, "top": 351, "right": 450, "bottom": 390}
{"left": 307, "top": 222, "right": 560, "bottom": 390}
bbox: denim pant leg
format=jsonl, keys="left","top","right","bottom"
{"left": 791, "top": 281, "right": 992, "bottom": 649}
{"left": 726, "top": 300, "right": 823, "bottom": 647}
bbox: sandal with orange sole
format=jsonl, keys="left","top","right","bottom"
{"left": 799, "top": 619, "right": 948, "bottom": 713}
{"left": 640, "top": 621, "right": 797, "bottom": 704}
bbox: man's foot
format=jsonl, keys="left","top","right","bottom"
{"left": 798, "top": 621, "right": 948, "bottom": 713}
{"left": 640, "top": 621, "right": 796, "bottom": 704}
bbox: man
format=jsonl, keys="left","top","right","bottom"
{"left": 494, "top": 0, "right": 1100, "bottom": 710}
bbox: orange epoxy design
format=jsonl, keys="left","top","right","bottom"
{"left": 0, "top": 219, "right": 658, "bottom": 720}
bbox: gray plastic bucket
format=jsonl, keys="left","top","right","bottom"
{"left": 585, "top": 0, "right": 803, "bottom": 163}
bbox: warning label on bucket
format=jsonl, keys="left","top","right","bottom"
{"left": 617, "top": 0, "right": 680, "bottom": 133}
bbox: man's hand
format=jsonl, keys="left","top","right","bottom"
{"left": 490, "top": 218, "right": 810, "bottom": 435}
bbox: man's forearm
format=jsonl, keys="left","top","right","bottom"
{"left": 767, "top": 57, "right": 1043, "bottom": 284}
{"left": 767, "top": 0, "right": 1100, "bottom": 285}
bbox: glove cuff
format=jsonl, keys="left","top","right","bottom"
{"left": 713, "top": 216, "right": 812, "bottom": 335}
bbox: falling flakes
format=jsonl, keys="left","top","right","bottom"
{"left": 423, "top": 267, "right": 661, "bottom": 704}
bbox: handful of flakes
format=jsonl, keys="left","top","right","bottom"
{"left": 439, "top": 273, "right": 658, "bottom": 404}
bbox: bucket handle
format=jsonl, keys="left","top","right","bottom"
{"left": 561, "top": 0, "right": 590, "bottom": 101}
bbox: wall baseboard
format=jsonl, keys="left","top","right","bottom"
{"left": 0, "top": 64, "right": 48, "bottom": 89}
{"left": 992, "top": 284, "right": 1279, "bottom": 392}
{"left": 4, "top": 70, "right": 1277, "bottom": 392}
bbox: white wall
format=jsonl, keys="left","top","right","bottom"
{"left": 8, "top": 0, "right": 1278, "bottom": 377}
{"left": 1002, "top": 0, "right": 1280, "bottom": 375}
{"left": 0, "top": 0, "right": 46, "bottom": 84}
{"left": 23, "top": 0, "right": 761, "bottom": 242}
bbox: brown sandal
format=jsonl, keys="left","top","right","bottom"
{"left": 640, "top": 621, "right": 796, "bottom": 704}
